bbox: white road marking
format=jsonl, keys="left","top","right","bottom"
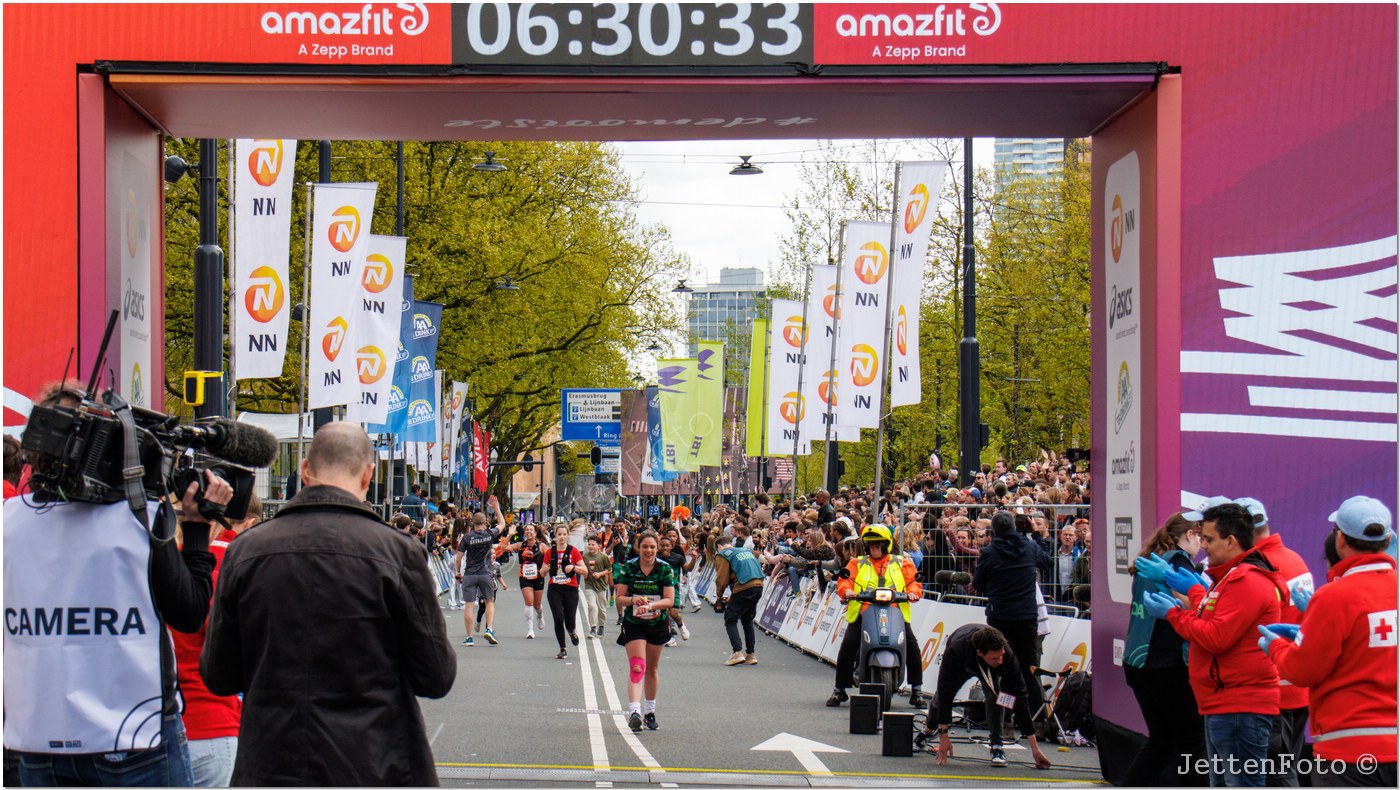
{"left": 751, "top": 732, "right": 847, "bottom": 776}
{"left": 574, "top": 614, "right": 614, "bottom": 788}
{"left": 589, "top": 633, "right": 678, "bottom": 788}
{"left": 429, "top": 722, "right": 444, "bottom": 747}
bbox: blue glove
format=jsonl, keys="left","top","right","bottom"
{"left": 1142, "top": 590, "right": 1181, "bottom": 620}
{"left": 1134, "top": 553, "right": 1170, "bottom": 583}
{"left": 1262, "top": 623, "right": 1301, "bottom": 642}
{"left": 1163, "top": 566, "right": 1206, "bottom": 596}
{"left": 1291, "top": 584, "right": 1314, "bottom": 613}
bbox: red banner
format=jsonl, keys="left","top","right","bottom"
{"left": 472, "top": 423, "right": 490, "bottom": 493}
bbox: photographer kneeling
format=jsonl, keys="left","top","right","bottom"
{"left": 4, "top": 383, "right": 232, "bottom": 786}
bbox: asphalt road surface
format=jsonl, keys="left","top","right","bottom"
{"left": 422, "top": 589, "right": 1105, "bottom": 788}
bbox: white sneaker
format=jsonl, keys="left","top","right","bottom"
{"left": 535, "top": 611, "right": 545, "bottom": 631}
{"left": 679, "top": 625, "right": 691, "bottom": 641}
{"left": 666, "top": 637, "right": 678, "bottom": 647}
{"left": 526, "top": 629, "right": 535, "bottom": 639}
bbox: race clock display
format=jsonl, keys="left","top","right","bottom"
{"left": 451, "top": 3, "right": 814, "bottom": 66}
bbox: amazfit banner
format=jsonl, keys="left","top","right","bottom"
{"left": 657, "top": 357, "right": 699, "bottom": 473}
{"left": 694, "top": 341, "right": 724, "bottom": 467}
{"left": 835, "top": 221, "right": 891, "bottom": 430}
{"left": 889, "top": 161, "right": 948, "bottom": 407}
{"left": 806, "top": 264, "right": 859, "bottom": 443}
{"left": 308, "top": 182, "right": 378, "bottom": 409}
{"left": 231, "top": 138, "right": 297, "bottom": 381}
{"left": 346, "top": 234, "right": 405, "bottom": 424}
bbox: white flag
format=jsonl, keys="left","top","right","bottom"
{"left": 346, "top": 235, "right": 405, "bottom": 423}
{"left": 766, "top": 299, "right": 815, "bottom": 453}
{"left": 308, "top": 183, "right": 378, "bottom": 409}
{"left": 446, "top": 381, "right": 468, "bottom": 478}
{"left": 889, "top": 161, "right": 949, "bottom": 407}
{"left": 804, "top": 265, "right": 860, "bottom": 443}
{"left": 231, "top": 139, "right": 297, "bottom": 380}
{"left": 835, "top": 221, "right": 892, "bottom": 429}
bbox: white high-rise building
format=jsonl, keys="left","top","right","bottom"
{"left": 993, "top": 138, "right": 1067, "bottom": 183}
{"left": 683, "top": 267, "right": 765, "bottom": 384}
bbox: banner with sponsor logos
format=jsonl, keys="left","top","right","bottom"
{"left": 346, "top": 234, "right": 405, "bottom": 423}
{"left": 889, "top": 161, "right": 948, "bottom": 407}
{"left": 835, "top": 221, "right": 892, "bottom": 430}
{"left": 645, "top": 385, "right": 681, "bottom": 484}
{"left": 308, "top": 182, "right": 378, "bottom": 409}
{"left": 694, "top": 340, "right": 724, "bottom": 467}
{"left": 231, "top": 138, "right": 297, "bottom": 381}
{"left": 444, "top": 380, "right": 468, "bottom": 480}
{"left": 805, "top": 264, "right": 860, "bottom": 443}
{"left": 472, "top": 421, "right": 490, "bottom": 492}
{"left": 657, "top": 357, "right": 699, "bottom": 473}
{"left": 402, "top": 301, "right": 443, "bottom": 442}
{"left": 766, "top": 299, "right": 815, "bottom": 454}
{"left": 117, "top": 147, "right": 156, "bottom": 408}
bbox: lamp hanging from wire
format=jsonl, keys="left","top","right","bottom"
{"left": 473, "top": 151, "right": 508, "bottom": 173}
{"left": 729, "top": 155, "right": 763, "bottom": 176}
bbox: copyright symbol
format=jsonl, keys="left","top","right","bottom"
{"left": 1357, "top": 755, "right": 1377, "bottom": 774}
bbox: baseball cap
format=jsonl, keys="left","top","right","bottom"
{"left": 1328, "top": 496, "right": 1394, "bottom": 541}
{"left": 1183, "top": 495, "right": 1233, "bottom": 522}
{"left": 1234, "top": 497, "right": 1269, "bottom": 527}
{"left": 1015, "top": 464, "right": 1027, "bottom": 472}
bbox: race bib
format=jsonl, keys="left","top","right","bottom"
{"left": 521, "top": 563, "right": 538, "bottom": 580}
{"left": 996, "top": 692, "right": 1016, "bottom": 710}
{"left": 553, "top": 573, "right": 569, "bottom": 584}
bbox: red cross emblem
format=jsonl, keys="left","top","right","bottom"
{"left": 1368, "top": 610, "right": 1398, "bottom": 648}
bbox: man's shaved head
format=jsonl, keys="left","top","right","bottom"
{"left": 306, "top": 422, "right": 374, "bottom": 480}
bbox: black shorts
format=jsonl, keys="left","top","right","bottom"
{"left": 518, "top": 576, "right": 545, "bottom": 591}
{"left": 617, "top": 617, "right": 671, "bottom": 647}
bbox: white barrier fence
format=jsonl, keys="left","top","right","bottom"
{"left": 693, "top": 563, "right": 1090, "bottom": 684}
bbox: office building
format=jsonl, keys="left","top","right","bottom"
{"left": 685, "top": 267, "right": 765, "bottom": 384}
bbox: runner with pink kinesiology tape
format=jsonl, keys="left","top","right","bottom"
{"left": 612, "top": 530, "right": 677, "bottom": 732}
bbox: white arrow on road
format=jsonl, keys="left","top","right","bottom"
{"left": 751, "top": 733, "right": 848, "bottom": 776}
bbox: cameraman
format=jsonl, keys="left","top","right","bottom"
{"left": 4, "top": 384, "right": 232, "bottom": 786}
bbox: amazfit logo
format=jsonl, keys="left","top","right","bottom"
{"left": 260, "top": 4, "right": 429, "bottom": 37}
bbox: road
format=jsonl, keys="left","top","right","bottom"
{"left": 421, "top": 588, "right": 1105, "bottom": 788}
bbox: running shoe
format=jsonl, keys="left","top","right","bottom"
{"left": 536, "top": 611, "right": 546, "bottom": 631}
{"left": 644, "top": 712, "right": 659, "bottom": 731}
{"left": 990, "top": 746, "right": 1008, "bottom": 767}
{"left": 570, "top": 631, "right": 580, "bottom": 646}
{"left": 628, "top": 712, "right": 643, "bottom": 732}
{"left": 690, "top": 604, "right": 702, "bottom": 613}
{"left": 556, "top": 648, "right": 567, "bottom": 659}
{"left": 678, "top": 625, "right": 690, "bottom": 641}
{"left": 666, "top": 637, "right": 678, "bottom": 647}
{"left": 482, "top": 629, "right": 498, "bottom": 645}
{"left": 724, "top": 651, "right": 746, "bottom": 666}
{"left": 744, "top": 653, "right": 758, "bottom": 665}
{"left": 526, "top": 629, "right": 535, "bottom": 639}
{"left": 461, "top": 637, "right": 474, "bottom": 647}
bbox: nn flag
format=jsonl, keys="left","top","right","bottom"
{"left": 346, "top": 235, "right": 406, "bottom": 424}
{"left": 308, "top": 182, "right": 378, "bottom": 409}
{"left": 231, "top": 138, "right": 297, "bottom": 381}
{"left": 835, "top": 221, "right": 890, "bottom": 430}
{"left": 805, "top": 264, "right": 860, "bottom": 443}
{"left": 889, "top": 161, "right": 949, "bottom": 407}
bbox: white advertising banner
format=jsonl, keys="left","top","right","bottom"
{"left": 231, "top": 139, "right": 297, "bottom": 381}
{"left": 117, "top": 149, "right": 155, "bottom": 408}
{"left": 766, "top": 299, "right": 811, "bottom": 453}
{"left": 1103, "top": 152, "right": 1142, "bottom": 605}
{"left": 308, "top": 182, "right": 378, "bottom": 409}
{"left": 346, "top": 235, "right": 405, "bottom": 423}
{"left": 806, "top": 264, "right": 860, "bottom": 443}
{"left": 889, "top": 161, "right": 949, "bottom": 407}
{"left": 446, "top": 380, "right": 469, "bottom": 477}
{"left": 835, "top": 221, "right": 892, "bottom": 430}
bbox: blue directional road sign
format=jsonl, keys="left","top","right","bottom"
{"left": 560, "top": 388, "right": 622, "bottom": 445}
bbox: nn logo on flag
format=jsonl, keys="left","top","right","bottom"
{"left": 248, "top": 140, "right": 285, "bottom": 188}
{"left": 818, "top": 369, "right": 838, "bottom": 407}
{"left": 362, "top": 253, "right": 393, "bottom": 293}
{"left": 321, "top": 316, "right": 348, "bottom": 361}
{"left": 895, "top": 305, "right": 908, "bottom": 355}
{"left": 782, "top": 315, "right": 807, "bottom": 348}
{"left": 1110, "top": 193, "right": 1125, "bottom": 264}
{"left": 903, "top": 183, "right": 930, "bottom": 234}
{"left": 387, "top": 385, "right": 406, "bottom": 412}
{"left": 244, "top": 266, "right": 285, "bottom": 323}
{"left": 356, "top": 346, "right": 387, "bottom": 384}
{"left": 328, "top": 206, "right": 361, "bottom": 253}
{"left": 412, "top": 313, "right": 437, "bottom": 339}
{"left": 850, "top": 344, "right": 879, "bottom": 387}
{"left": 854, "top": 242, "right": 889, "bottom": 285}
{"left": 410, "top": 355, "right": 433, "bottom": 382}
{"left": 823, "top": 284, "right": 842, "bottom": 319}
{"left": 779, "top": 392, "right": 805, "bottom": 424}
{"left": 407, "top": 399, "right": 434, "bottom": 425}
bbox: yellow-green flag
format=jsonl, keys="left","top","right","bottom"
{"left": 657, "top": 357, "right": 699, "bottom": 472}
{"left": 694, "top": 340, "right": 724, "bottom": 467}
{"left": 745, "top": 319, "right": 769, "bottom": 457}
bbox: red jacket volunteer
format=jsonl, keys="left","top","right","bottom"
{"left": 1254, "top": 533, "right": 1312, "bottom": 712}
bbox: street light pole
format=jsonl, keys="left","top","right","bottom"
{"left": 958, "top": 138, "right": 982, "bottom": 484}
{"left": 193, "top": 138, "right": 227, "bottom": 419}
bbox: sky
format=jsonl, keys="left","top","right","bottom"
{"left": 612, "top": 137, "right": 995, "bottom": 287}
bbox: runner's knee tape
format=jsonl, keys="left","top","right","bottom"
{"left": 629, "top": 657, "right": 646, "bottom": 683}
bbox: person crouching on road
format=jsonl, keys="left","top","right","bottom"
{"left": 1258, "top": 496, "right": 1397, "bottom": 788}
{"left": 825, "top": 525, "right": 926, "bottom": 709}
{"left": 1141, "top": 501, "right": 1286, "bottom": 788}
{"left": 614, "top": 530, "right": 676, "bottom": 732}
{"left": 713, "top": 534, "right": 764, "bottom": 666}
{"left": 928, "top": 625, "right": 1052, "bottom": 770}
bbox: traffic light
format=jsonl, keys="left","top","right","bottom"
{"left": 589, "top": 446, "right": 603, "bottom": 466}
{"left": 521, "top": 454, "right": 535, "bottom": 472}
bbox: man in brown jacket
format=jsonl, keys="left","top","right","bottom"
{"left": 712, "top": 534, "right": 766, "bottom": 666}
{"left": 202, "top": 422, "right": 456, "bottom": 785}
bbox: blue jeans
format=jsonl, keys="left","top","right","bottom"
{"left": 19, "top": 712, "right": 193, "bottom": 787}
{"left": 186, "top": 736, "right": 236, "bottom": 788}
{"left": 1204, "top": 712, "right": 1274, "bottom": 787}
{"left": 775, "top": 546, "right": 805, "bottom": 592}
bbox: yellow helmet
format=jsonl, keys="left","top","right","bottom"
{"left": 860, "top": 524, "right": 893, "bottom": 545}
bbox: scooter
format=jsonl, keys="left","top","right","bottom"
{"left": 849, "top": 586, "right": 912, "bottom": 712}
